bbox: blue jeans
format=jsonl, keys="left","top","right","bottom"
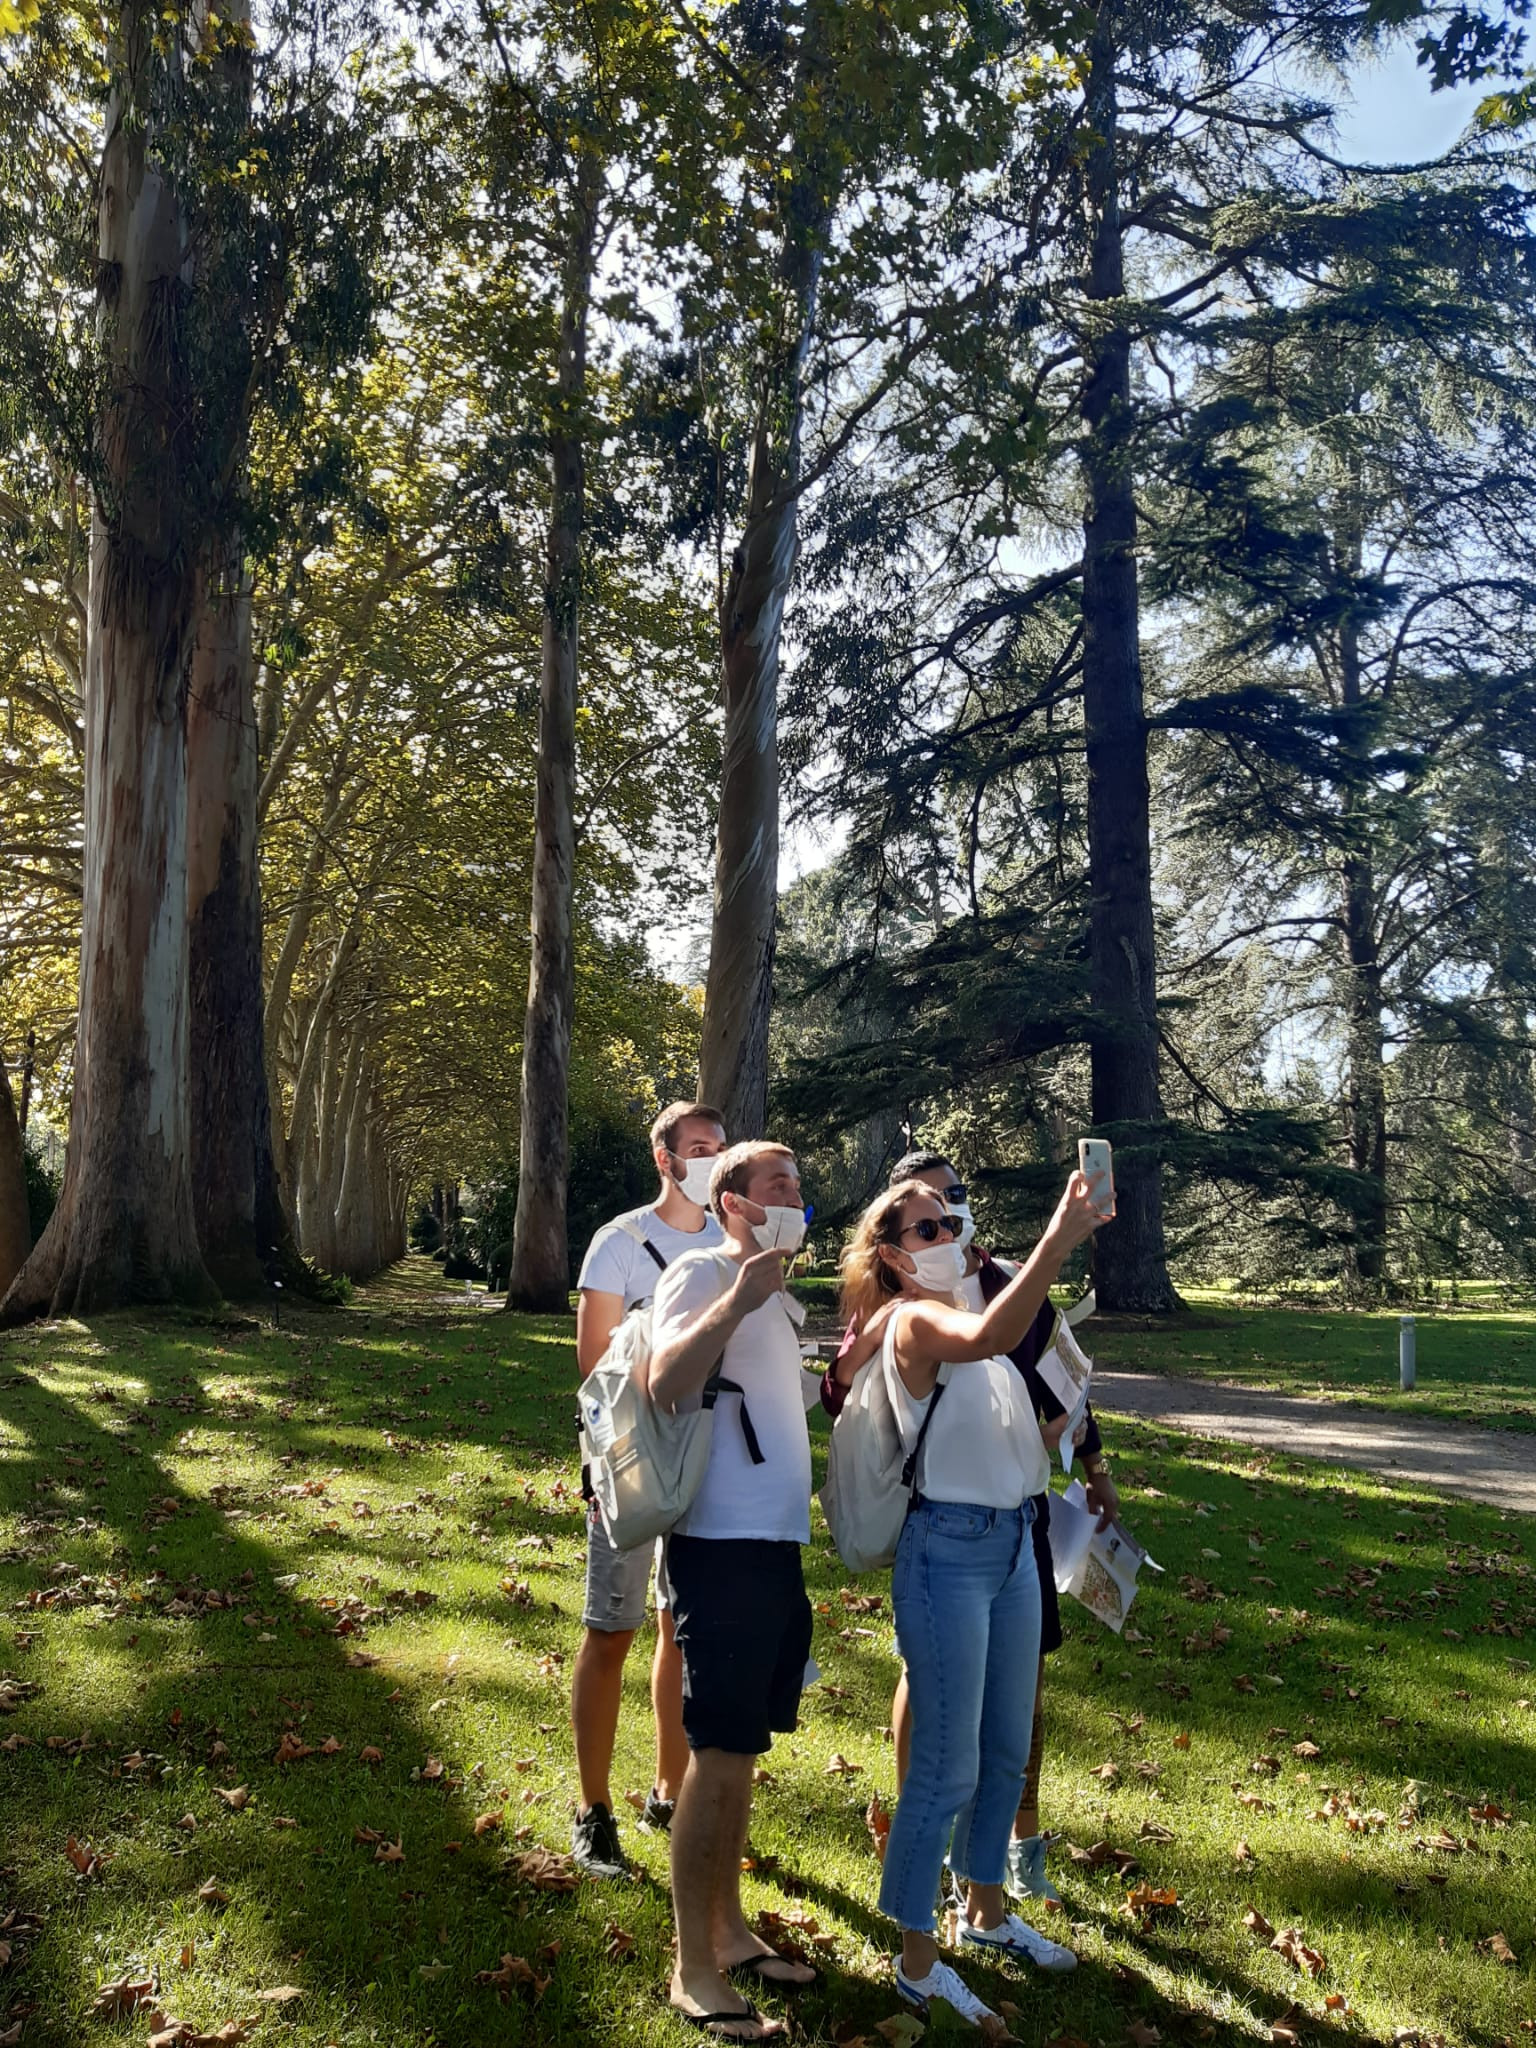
{"left": 879, "top": 1498, "right": 1041, "bottom": 1933}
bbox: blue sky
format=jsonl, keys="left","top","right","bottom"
{"left": 1334, "top": 38, "right": 1488, "bottom": 160}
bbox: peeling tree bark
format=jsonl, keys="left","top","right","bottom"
{"left": 1078, "top": 7, "right": 1178, "bottom": 1314}
{"left": 506, "top": 155, "right": 601, "bottom": 1314}
{"left": 187, "top": 534, "right": 295, "bottom": 1295}
{"left": 3, "top": 3, "right": 216, "bottom": 1321}
{"left": 698, "top": 163, "right": 829, "bottom": 1141}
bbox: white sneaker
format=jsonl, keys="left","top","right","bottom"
{"left": 894, "top": 1956, "right": 999, "bottom": 2027}
{"left": 960, "top": 1911, "right": 1078, "bottom": 1972}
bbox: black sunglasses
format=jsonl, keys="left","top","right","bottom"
{"left": 893, "top": 1214, "right": 964, "bottom": 1244}
{"left": 941, "top": 1182, "right": 968, "bottom": 1205}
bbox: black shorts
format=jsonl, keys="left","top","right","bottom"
{"left": 665, "top": 1535, "right": 813, "bottom": 1756}
{"left": 1035, "top": 1492, "right": 1063, "bottom": 1658}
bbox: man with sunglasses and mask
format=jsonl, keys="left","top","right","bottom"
{"left": 824, "top": 1147, "right": 1118, "bottom": 1915}
{"left": 570, "top": 1099, "right": 728, "bottom": 1878}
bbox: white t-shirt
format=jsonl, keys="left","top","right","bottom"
{"left": 882, "top": 1304, "right": 1048, "bottom": 1510}
{"left": 651, "top": 1248, "right": 812, "bottom": 1545}
{"left": 578, "top": 1203, "right": 725, "bottom": 1312}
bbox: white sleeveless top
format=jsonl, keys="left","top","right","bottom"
{"left": 881, "top": 1303, "right": 1048, "bottom": 1510}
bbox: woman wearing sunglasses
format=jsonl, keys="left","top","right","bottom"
{"left": 835, "top": 1173, "right": 1103, "bottom": 2030}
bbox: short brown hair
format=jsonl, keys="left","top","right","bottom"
{"left": 708, "top": 1141, "right": 797, "bottom": 1223}
{"left": 650, "top": 1099, "right": 726, "bottom": 1157}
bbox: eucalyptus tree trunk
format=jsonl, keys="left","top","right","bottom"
{"left": 506, "top": 156, "right": 601, "bottom": 1313}
{"left": 187, "top": 534, "right": 295, "bottom": 1295}
{"left": 3, "top": 3, "right": 216, "bottom": 1321}
{"left": 0, "top": 1056, "right": 29, "bottom": 1296}
{"left": 698, "top": 181, "right": 828, "bottom": 1140}
{"left": 1077, "top": 7, "right": 1178, "bottom": 1314}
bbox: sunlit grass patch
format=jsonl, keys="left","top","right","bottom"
{"left": 0, "top": 1263, "right": 1532, "bottom": 2047}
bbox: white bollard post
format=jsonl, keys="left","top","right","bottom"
{"left": 1399, "top": 1315, "right": 1416, "bottom": 1391}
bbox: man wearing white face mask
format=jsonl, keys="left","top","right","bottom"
{"left": 641, "top": 1141, "right": 818, "bottom": 2041}
{"left": 571, "top": 1100, "right": 727, "bottom": 1877}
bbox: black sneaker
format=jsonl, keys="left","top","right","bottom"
{"left": 571, "top": 1801, "right": 629, "bottom": 1878}
{"left": 640, "top": 1787, "right": 675, "bottom": 1832}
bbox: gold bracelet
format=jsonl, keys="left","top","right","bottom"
{"left": 1082, "top": 1457, "right": 1109, "bottom": 1478}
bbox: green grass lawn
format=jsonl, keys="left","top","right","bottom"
{"left": 2, "top": 1257, "right": 1533, "bottom": 2048}
{"left": 1093, "top": 1290, "right": 1536, "bottom": 1434}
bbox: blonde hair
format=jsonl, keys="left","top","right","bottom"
{"left": 708, "top": 1141, "right": 797, "bottom": 1223}
{"left": 838, "top": 1178, "right": 935, "bottom": 1331}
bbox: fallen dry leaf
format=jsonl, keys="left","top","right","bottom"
{"left": 1122, "top": 1884, "right": 1178, "bottom": 1924}
{"left": 374, "top": 1839, "right": 405, "bottom": 1865}
{"left": 475, "top": 1952, "right": 550, "bottom": 2003}
{"left": 253, "top": 1986, "right": 304, "bottom": 2004}
{"left": 359, "top": 1746, "right": 383, "bottom": 1765}
{"left": 1478, "top": 1932, "right": 1517, "bottom": 1965}
{"left": 1127, "top": 2025, "right": 1162, "bottom": 2048}
{"left": 272, "top": 1732, "right": 313, "bottom": 1764}
{"left": 1244, "top": 1909, "right": 1276, "bottom": 1940}
{"left": 510, "top": 1847, "right": 579, "bottom": 1892}
{"left": 91, "top": 1974, "right": 157, "bottom": 2019}
{"left": 604, "top": 1920, "right": 635, "bottom": 1962}
{"left": 1271, "top": 1926, "right": 1327, "bottom": 1978}
{"left": 824, "top": 1753, "right": 862, "bottom": 1777}
{"left": 212, "top": 1786, "right": 250, "bottom": 1811}
{"left": 196, "top": 1879, "right": 230, "bottom": 1907}
{"left": 874, "top": 2017, "right": 925, "bottom": 2048}
{"left": 866, "top": 1792, "right": 891, "bottom": 1862}
{"left": 1172, "top": 1732, "right": 1191, "bottom": 1750}
{"left": 473, "top": 1810, "right": 504, "bottom": 1837}
{"left": 64, "top": 1835, "right": 109, "bottom": 1877}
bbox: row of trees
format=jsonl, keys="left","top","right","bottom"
{"left": 1, "top": 0, "right": 1532, "bottom": 1318}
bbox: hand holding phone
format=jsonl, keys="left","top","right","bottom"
{"left": 1077, "top": 1138, "right": 1116, "bottom": 1220}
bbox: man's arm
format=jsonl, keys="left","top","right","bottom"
{"left": 643, "top": 1249, "right": 789, "bottom": 1412}
{"left": 576, "top": 1289, "right": 625, "bottom": 1379}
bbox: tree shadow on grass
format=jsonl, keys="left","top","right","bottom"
{"left": 0, "top": 1325, "right": 686, "bottom": 2047}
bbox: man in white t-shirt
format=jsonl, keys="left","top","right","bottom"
{"left": 643, "top": 1141, "right": 817, "bottom": 2042}
{"left": 570, "top": 1100, "right": 727, "bottom": 1879}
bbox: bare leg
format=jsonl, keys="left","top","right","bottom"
{"left": 901, "top": 1927, "right": 940, "bottom": 1979}
{"left": 670, "top": 1749, "right": 782, "bottom": 2038}
{"left": 892, "top": 1667, "right": 911, "bottom": 1792}
{"left": 1012, "top": 1656, "right": 1047, "bottom": 1842}
{"left": 571, "top": 1624, "right": 635, "bottom": 1814}
{"left": 964, "top": 1879, "right": 1007, "bottom": 1931}
{"left": 653, "top": 1607, "right": 689, "bottom": 1804}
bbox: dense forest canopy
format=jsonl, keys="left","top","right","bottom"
{"left": 0, "top": 0, "right": 1533, "bottom": 1314}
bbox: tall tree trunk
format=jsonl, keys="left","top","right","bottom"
{"left": 1335, "top": 517, "right": 1388, "bottom": 1284}
{"left": 0, "top": 1055, "right": 29, "bottom": 1296}
{"left": 3, "top": 9, "right": 216, "bottom": 1321}
{"left": 1077, "top": 8, "right": 1178, "bottom": 1314}
{"left": 698, "top": 179, "right": 828, "bottom": 1139}
{"left": 505, "top": 156, "right": 600, "bottom": 1314}
{"left": 187, "top": 534, "right": 295, "bottom": 1295}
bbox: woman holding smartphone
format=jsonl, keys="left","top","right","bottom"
{"left": 837, "top": 1172, "right": 1103, "bottom": 2028}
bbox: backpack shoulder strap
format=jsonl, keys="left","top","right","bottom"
{"left": 613, "top": 1212, "right": 669, "bottom": 1273}
{"left": 883, "top": 1305, "right": 953, "bottom": 1500}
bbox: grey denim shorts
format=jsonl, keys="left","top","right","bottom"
{"left": 581, "top": 1506, "right": 672, "bottom": 1632}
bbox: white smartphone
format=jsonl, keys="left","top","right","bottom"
{"left": 1077, "top": 1138, "right": 1116, "bottom": 1219}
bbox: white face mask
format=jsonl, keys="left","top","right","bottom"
{"left": 748, "top": 1204, "right": 807, "bottom": 1255}
{"left": 671, "top": 1155, "right": 716, "bottom": 1208}
{"left": 907, "top": 1239, "right": 967, "bottom": 1292}
{"left": 948, "top": 1202, "right": 976, "bottom": 1251}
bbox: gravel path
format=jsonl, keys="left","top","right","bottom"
{"left": 1092, "top": 1371, "right": 1536, "bottom": 1514}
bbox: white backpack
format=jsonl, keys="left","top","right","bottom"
{"left": 579, "top": 1242, "right": 763, "bottom": 1552}
{"left": 819, "top": 1307, "right": 952, "bottom": 1574}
